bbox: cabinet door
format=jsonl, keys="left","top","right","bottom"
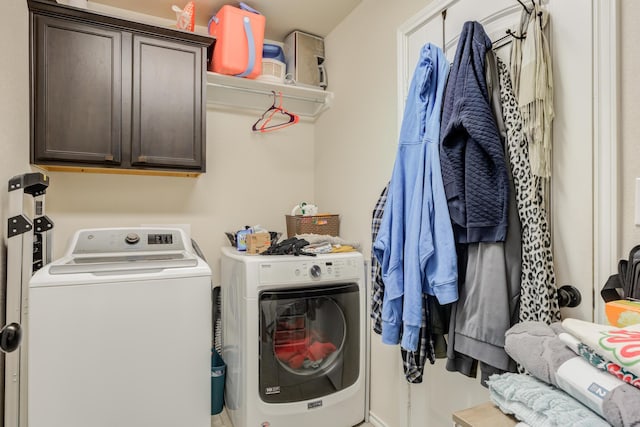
{"left": 131, "top": 35, "right": 205, "bottom": 171}
{"left": 32, "top": 15, "right": 122, "bottom": 166}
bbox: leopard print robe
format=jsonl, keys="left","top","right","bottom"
{"left": 497, "top": 57, "right": 561, "bottom": 324}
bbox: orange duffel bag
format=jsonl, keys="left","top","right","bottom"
{"left": 208, "top": 2, "right": 265, "bottom": 79}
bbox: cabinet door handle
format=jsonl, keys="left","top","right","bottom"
{"left": 105, "top": 154, "right": 114, "bottom": 161}
{"left": 137, "top": 156, "right": 147, "bottom": 163}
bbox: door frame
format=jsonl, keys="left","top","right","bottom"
{"left": 592, "top": 0, "right": 618, "bottom": 324}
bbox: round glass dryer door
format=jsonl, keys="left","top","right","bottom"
{"left": 258, "top": 283, "right": 360, "bottom": 404}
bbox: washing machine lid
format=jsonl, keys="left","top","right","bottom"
{"left": 48, "top": 227, "right": 199, "bottom": 275}
{"left": 48, "top": 252, "right": 198, "bottom": 275}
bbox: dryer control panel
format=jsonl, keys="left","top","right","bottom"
{"left": 259, "top": 256, "right": 361, "bottom": 284}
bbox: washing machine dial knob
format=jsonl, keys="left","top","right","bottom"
{"left": 310, "top": 265, "right": 321, "bottom": 279}
{"left": 125, "top": 233, "right": 140, "bottom": 244}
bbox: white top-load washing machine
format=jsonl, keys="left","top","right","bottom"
{"left": 28, "top": 228, "right": 212, "bottom": 427}
{"left": 221, "top": 247, "right": 366, "bottom": 427}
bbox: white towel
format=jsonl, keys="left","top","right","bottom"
{"left": 562, "top": 318, "right": 640, "bottom": 378}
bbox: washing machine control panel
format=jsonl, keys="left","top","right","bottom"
{"left": 259, "top": 256, "right": 361, "bottom": 284}
{"left": 71, "top": 228, "right": 186, "bottom": 254}
{"left": 309, "top": 264, "right": 322, "bottom": 278}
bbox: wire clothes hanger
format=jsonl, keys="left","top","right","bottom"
{"left": 252, "top": 91, "right": 300, "bottom": 133}
{"left": 520, "top": 0, "right": 544, "bottom": 30}
{"left": 506, "top": 28, "right": 527, "bottom": 40}
{"left": 516, "top": 0, "right": 532, "bottom": 14}
{"left": 492, "top": 27, "right": 526, "bottom": 49}
{"left": 492, "top": 0, "right": 538, "bottom": 48}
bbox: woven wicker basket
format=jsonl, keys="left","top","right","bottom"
{"left": 285, "top": 214, "right": 339, "bottom": 238}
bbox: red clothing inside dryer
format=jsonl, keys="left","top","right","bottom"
{"left": 274, "top": 334, "right": 337, "bottom": 369}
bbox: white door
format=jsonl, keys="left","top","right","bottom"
{"left": 396, "top": 0, "right": 614, "bottom": 424}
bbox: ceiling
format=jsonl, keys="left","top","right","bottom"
{"left": 86, "top": 0, "right": 363, "bottom": 41}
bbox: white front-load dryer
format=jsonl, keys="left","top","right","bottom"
{"left": 221, "top": 247, "right": 366, "bottom": 427}
{"left": 28, "top": 228, "right": 212, "bottom": 427}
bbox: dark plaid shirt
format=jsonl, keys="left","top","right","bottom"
{"left": 371, "top": 185, "right": 388, "bottom": 335}
{"left": 372, "top": 183, "right": 442, "bottom": 383}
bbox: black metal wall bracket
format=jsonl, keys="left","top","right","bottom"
{"left": 7, "top": 215, "right": 32, "bottom": 238}
{"left": 34, "top": 216, "right": 54, "bottom": 233}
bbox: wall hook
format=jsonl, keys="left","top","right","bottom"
{"left": 506, "top": 28, "right": 527, "bottom": 40}
{"left": 516, "top": 0, "right": 531, "bottom": 14}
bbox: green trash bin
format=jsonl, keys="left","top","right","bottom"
{"left": 211, "top": 349, "right": 226, "bottom": 415}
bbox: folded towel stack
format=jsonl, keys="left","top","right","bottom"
{"left": 487, "top": 319, "right": 640, "bottom": 427}
{"left": 488, "top": 373, "right": 609, "bottom": 427}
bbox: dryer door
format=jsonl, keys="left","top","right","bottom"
{"left": 258, "top": 283, "right": 360, "bottom": 403}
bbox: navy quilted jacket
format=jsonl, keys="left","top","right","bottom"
{"left": 439, "top": 21, "right": 509, "bottom": 243}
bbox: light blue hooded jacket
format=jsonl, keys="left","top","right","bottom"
{"left": 373, "top": 43, "right": 458, "bottom": 351}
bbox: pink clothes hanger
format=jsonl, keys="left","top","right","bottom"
{"left": 252, "top": 91, "right": 300, "bottom": 133}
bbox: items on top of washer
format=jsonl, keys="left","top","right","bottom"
{"left": 296, "top": 233, "right": 360, "bottom": 251}
{"left": 303, "top": 242, "right": 357, "bottom": 254}
{"left": 291, "top": 202, "right": 319, "bottom": 216}
{"left": 246, "top": 232, "right": 272, "bottom": 254}
{"left": 261, "top": 237, "right": 315, "bottom": 256}
{"left": 285, "top": 213, "right": 340, "bottom": 237}
{"left": 225, "top": 225, "right": 281, "bottom": 252}
{"left": 286, "top": 203, "right": 341, "bottom": 237}
{"left": 331, "top": 245, "right": 358, "bottom": 253}
{"left": 304, "top": 242, "right": 333, "bottom": 254}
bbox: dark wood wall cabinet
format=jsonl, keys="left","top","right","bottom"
{"left": 28, "top": 0, "right": 214, "bottom": 176}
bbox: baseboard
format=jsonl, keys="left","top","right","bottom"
{"left": 368, "top": 412, "right": 390, "bottom": 427}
